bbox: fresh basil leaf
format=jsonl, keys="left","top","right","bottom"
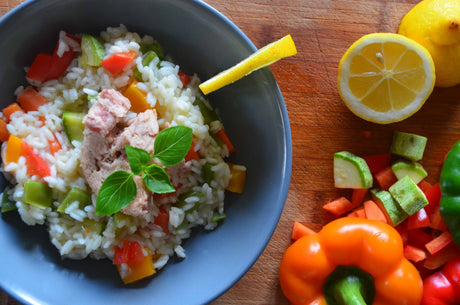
{"left": 153, "top": 125, "right": 193, "bottom": 166}
{"left": 96, "top": 171, "right": 137, "bottom": 215}
{"left": 142, "top": 164, "right": 175, "bottom": 194}
{"left": 125, "top": 145, "right": 151, "bottom": 175}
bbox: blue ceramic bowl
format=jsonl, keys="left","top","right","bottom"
{"left": 0, "top": 0, "right": 292, "bottom": 304}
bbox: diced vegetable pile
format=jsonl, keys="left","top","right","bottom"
{"left": 285, "top": 130, "right": 460, "bottom": 304}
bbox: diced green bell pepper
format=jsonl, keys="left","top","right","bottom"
{"left": 23, "top": 180, "right": 53, "bottom": 209}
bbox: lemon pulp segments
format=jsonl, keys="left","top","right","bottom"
{"left": 338, "top": 33, "right": 435, "bottom": 124}
{"left": 199, "top": 35, "right": 297, "bottom": 95}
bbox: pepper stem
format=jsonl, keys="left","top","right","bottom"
{"left": 323, "top": 266, "right": 375, "bottom": 305}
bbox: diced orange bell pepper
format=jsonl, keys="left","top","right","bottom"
{"left": 225, "top": 163, "right": 246, "bottom": 194}
{"left": 5, "top": 134, "right": 23, "bottom": 164}
{"left": 291, "top": 221, "right": 316, "bottom": 241}
{"left": 113, "top": 240, "right": 156, "bottom": 284}
{"left": 122, "top": 81, "right": 151, "bottom": 113}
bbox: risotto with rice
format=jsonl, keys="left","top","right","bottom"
{"left": 0, "top": 25, "right": 246, "bottom": 284}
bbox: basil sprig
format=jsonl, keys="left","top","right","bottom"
{"left": 96, "top": 125, "right": 193, "bottom": 215}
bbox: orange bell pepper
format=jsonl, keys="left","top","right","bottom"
{"left": 279, "top": 217, "right": 423, "bottom": 305}
{"left": 122, "top": 80, "right": 151, "bottom": 113}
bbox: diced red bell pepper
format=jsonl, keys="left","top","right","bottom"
{"left": 418, "top": 180, "right": 433, "bottom": 193}
{"left": 17, "top": 87, "right": 48, "bottom": 112}
{"left": 113, "top": 240, "right": 145, "bottom": 267}
{"left": 26, "top": 33, "right": 77, "bottom": 83}
{"left": 215, "top": 128, "right": 235, "bottom": 154}
{"left": 26, "top": 53, "right": 54, "bottom": 83}
{"left": 48, "top": 134, "right": 62, "bottom": 156}
{"left": 178, "top": 71, "right": 190, "bottom": 87}
{"left": 395, "top": 222, "right": 409, "bottom": 246}
{"left": 153, "top": 207, "right": 170, "bottom": 235}
{"left": 184, "top": 141, "right": 200, "bottom": 161}
{"left": 363, "top": 153, "right": 392, "bottom": 174}
{"left": 407, "top": 228, "right": 433, "bottom": 249}
{"left": 101, "top": 51, "right": 137, "bottom": 75}
{"left": 21, "top": 140, "right": 51, "bottom": 178}
{"left": 351, "top": 188, "right": 368, "bottom": 207}
{"left": 374, "top": 166, "right": 398, "bottom": 190}
{"left": 424, "top": 182, "right": 441, "bottom": 216}
{"left": 426, "top": 232, "right": 454, "bottom": 256}
{"left": 424, "top": 243, "right": 460, "bottom": 270}
{"left": 404, "top": 244, "right": 427, "bottom": 263}
{"left": 407, "top": 208, "right": 431, "bottom": 230}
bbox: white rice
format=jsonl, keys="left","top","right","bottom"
{"left": 1, "top": 25, "right": 237, "bottom": 270}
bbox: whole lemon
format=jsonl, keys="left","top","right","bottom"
{"left": 398, "top": 0, "right": 460, "bottom": 87}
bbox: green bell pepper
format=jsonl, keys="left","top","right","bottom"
{"left": 439, "top": 140, "right": 460, "bottom": 247}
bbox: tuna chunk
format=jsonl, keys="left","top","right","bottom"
{"left": 80, "top": 89, "right": 159, "bottom": 216}
{"left": 112, "top": 109, "right": 159, "bottom": 155}
{"left": 84, "top": 89, "right": 130, "bottom": 136}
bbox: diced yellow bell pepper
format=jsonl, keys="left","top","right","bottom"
{"left": 225, "top": 163, "right": 246, "bottom": 194}
{"left": 123, "top": 81, "right": 151, "bottom": 113}
{"left": 117, "top": 248, "right": 156, "bottom": 284}
{"left": 5, "top": 134, "right": 23, "bottom": 164}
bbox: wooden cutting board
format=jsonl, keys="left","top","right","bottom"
{"left": 2, "top": 0, "right": 460, "bottom": 304}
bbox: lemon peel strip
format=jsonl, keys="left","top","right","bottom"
{"left": 199, "top": 34, "right": 297, "bottom": 95}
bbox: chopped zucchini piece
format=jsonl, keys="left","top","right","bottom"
{"left": 333, "top": 151, "right": 373, "bottom": 189}
{"left": 389, "top": 176, "right": 428, "bottom": 216}
{"left": 390, "top": 131, "right": 427, "bottom": 161}
{"left": 391, "top": 160, "right": 427, "bottom": 184}
{"left": 63, "top": 111, "right": 85, "bottom": 144}
{"left": 370, "top": 189, "right": 408, "bottom": 226}
{"left": 80, "top": 34, "right": 105, "bottom": 67}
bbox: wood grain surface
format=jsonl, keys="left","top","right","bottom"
{"left": 2, "top": 0, "right": 459, "bottom": 304}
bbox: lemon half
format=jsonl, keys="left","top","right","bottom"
{"left": 337, "top": 33, "right": 436, "bottom": 124}
{"left": 199, "top": 35, "right": 297, "bottom": 95}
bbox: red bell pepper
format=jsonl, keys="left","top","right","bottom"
{"left": 17, "top": 87, "right": 48, "bottom": 112}
{"left": 215, "top": 128, "right": 235, "bottom": 154}
{"left": 26, "top": 32, "right": 78, "bottom": 83}
{"left": 153, "top": 207, "right": 170, "bottom": 235}
{"left": 100, "top": 51, "right": 136, "bottom": 75}
{"left": 21, "top": 140, "right": 51, "bottom": 178}
{"left": 374, "top": 166, "right": 398, "bottom": 190}
{"left": 178, "top": 71, "right": 190, "bottom": 87}
{"left": 113, "top": 240, "right": 145, "bottom": 267}
{"left": 363, "top": 153, "right": 391, "bottom": 174}
{"left": 421, "top": 256, "right": 460, "bottom": 305}
{"left": 407, "top": 207, "right": 431, "bottom": 230}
